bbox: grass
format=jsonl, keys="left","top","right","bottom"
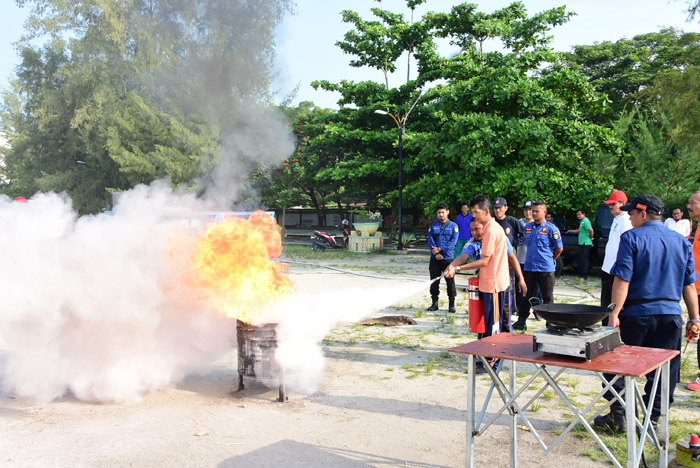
{"left": 564, "top": 375, "right": 581, "bottom": 393}
{"left": 282, "top": 243, "right": 395, "bottom": 259}
{"left": 563, "top": 409, "right": 700, "bottom": 466}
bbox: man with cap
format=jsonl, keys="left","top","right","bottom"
{"left": 685, "top": 191, "right": 700, "bottom": 391}
{"left": 493, "top": 197, "right": 524, "bottom": 331}
{"left": 600, "top": 190, "right": 633, "bottom": 314}
{"left": 512, "top": 201, "right": 563, "bottom": 331}
{"left": 594, "top": 194, "right": 700, "bottom": 431}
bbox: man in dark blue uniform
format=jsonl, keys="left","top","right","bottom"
{"left": 594, "top": 194, "right": 700, "bottom": 431}
{"left": 427, "top": 203, "right": 459, "bottom": 312}
{"left": 512, "top": 201, "right": 563, "bottom": 331}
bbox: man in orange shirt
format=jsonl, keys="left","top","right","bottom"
{"left": 686, "top": 191, "right": 700, "bottom": 391}
{"left": 445, "top": 195, "right": 511, "bottom": 341}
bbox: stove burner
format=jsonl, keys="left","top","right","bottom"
{"left": 546, "top": 324, "right": 601, "bottom": 336}
{"left": 533, "top": 326, "right": 623, "bottom": 360}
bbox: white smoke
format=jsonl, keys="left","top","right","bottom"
{"left": 267, "top": 281, "right": 430, "bottom": 394}
{"left": 0, "top": 185, "right": 236, "bottom": 403}
{"left": 0, "top": 181, "right": 429, "bottom": 403}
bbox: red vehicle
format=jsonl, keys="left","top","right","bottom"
{"left": 312, "top": 220, "right": 350, "bottom": 251}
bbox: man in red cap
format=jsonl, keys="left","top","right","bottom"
{"left": 600, "top": 190, "right": 632, "bottom": 313}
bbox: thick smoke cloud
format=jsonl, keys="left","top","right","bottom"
{"left": 0, "top": 186, "right": 236, "bottom": 403}
{"left": 0, "top": 184, "right": 428, "bottom": 402}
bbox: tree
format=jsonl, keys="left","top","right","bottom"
{"left": 312, "top": 1, "right": 620, "bottom": 216}
{"left": 649, "top": 65, "right": 700, "bottom": 154}
{"left": 562, "top": 28, "right": 700, "bottom": 117}
{"left": 1, "top": 0, "right": 292, "bottom": 213}
{"left": 593, "top": 110, "right": 700, "bottom": 208}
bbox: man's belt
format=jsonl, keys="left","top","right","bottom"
{"left": 624, "top": 298, "right": 678, "bottom": 307}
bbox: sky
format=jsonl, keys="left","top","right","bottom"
{"left": 0, "top": 0, "right": 698, "bottom": 110}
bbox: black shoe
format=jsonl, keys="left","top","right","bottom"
{"left": 593, "top": 412, "right": 625, "bottom": 432}
{"left": 512, "top": 322, "right": 527, "bottom": 331}
{"left": 426, "top": 302, "right": 439, "bottom": 312}
{"left": 448, "top": 298, "right": 456, "bottom": 313}
{"left": 474, "top": 366, "right": 488, "bottom": 375}
{"left": 649, "top": 414, "right": 659, "bottom": 433}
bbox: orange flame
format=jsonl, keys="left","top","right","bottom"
{"left": 185, "top": 211, "right": 293, "bottom": 323}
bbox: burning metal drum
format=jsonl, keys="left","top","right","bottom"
{"left": 236, "top": 320, "right": 287, "bottom": 402}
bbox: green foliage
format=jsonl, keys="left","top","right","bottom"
{"left": 650, "top": 65, "right": 700, "bottom": 154}
{"left": 308, "top": 1, "right": 618, "bottom": 215}
{"left": 564, "top": 27, "right": 700, "bottom": 210}
{"left": 1, "top": 0, "right": 292, "bottom": 213}
{"left": 563, "top": 28, "right": 700, "bottom": 117}
{"left": 593, "top": 109, "right": 700, "bottom": 210}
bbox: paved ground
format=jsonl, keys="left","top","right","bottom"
{"left": 1, "top": 251, "right": 697, "bottom": 467}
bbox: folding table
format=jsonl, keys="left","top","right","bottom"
{"left": 449, "top": 332, "right": 678, "bottom": 468}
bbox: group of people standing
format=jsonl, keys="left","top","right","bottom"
{"left": 428, "top": 195, "right": 563, "bottom": 335}
{"left": 426, "top": 190, "right": 700, "bottom": 431}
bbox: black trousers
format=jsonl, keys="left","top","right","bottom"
{"left": 577, "top": 244, "right": 592, "bottom": 279}
{"left": 517, "top": 263, "right": 542, "bottom": 310}
{"left": 602, "top": 314, "right": 683, "bottom": 417}
{"left": 516, "top": 271, "right": 555, "bottom": 322}
{"left": 429, "top": 257, "right": 456, "bottom": 301}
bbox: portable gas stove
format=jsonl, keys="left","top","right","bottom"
{"left": 532, "top": 325, "right": 622, "bottom": 361}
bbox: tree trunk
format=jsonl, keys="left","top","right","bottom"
{"left": 281, "top": 206, "right": 287, "bottom": 240}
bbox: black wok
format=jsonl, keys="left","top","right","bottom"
{"left": 530, "top": 301, "right": 615, "bottom": 329}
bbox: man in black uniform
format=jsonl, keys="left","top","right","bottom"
{"left": 493, "top": 197, "right": 524, "bottom": 332}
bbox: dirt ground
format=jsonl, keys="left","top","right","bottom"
{"left": 0, "top": 251, "right": 698, "bottom": 467}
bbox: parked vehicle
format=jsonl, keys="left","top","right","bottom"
{"left": 311, "top": 224, "right": 348, "bottom": 251}
{"left": 560, "top": 203, "right": 614, "bottom": 271}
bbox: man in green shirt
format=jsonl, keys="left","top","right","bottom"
{"left": 567, "top": 209, "right": 594, "bottom": 280}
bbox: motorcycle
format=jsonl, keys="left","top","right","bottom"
{"left": 312, "top": 220, "right": 351, "bottom": 251}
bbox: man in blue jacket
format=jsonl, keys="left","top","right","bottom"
{"left": 428, "top": 203, "right": 459, "bottom": 312}
{"left": 595, "top": 194, "right": 700, "bottom": 432}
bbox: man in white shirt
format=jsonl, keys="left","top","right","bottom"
{"left": 665, "top": 207, "right": 691, "bottom": 239}
{"left": 601, "top": 190, "right": 633, "bottom": 316}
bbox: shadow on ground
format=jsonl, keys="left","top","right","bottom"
{"left": 218, "top": 439, "right": 451, "bottom": 468}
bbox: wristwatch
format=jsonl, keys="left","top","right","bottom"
{"left": 455, "top": 266, "right": 460, "bottom": 272}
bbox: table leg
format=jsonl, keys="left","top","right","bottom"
{"left": 659, "top": 361, "right": 669, "bottom": 468}
{"left": 625, "top": 376, "right": 637, "bottom": 468}
{"left": 467, "top": 354, "right": 475, "bottom": 468}
{"left": 510, "top": 360, "right": 517, "bottom": 468}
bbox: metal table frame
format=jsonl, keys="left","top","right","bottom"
{"left": 449, "top": 333, "right": 678, "bottom": 468}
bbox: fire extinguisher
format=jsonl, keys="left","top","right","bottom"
{"left": 468, "top": 276, "right": 485, "bottom": 333}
